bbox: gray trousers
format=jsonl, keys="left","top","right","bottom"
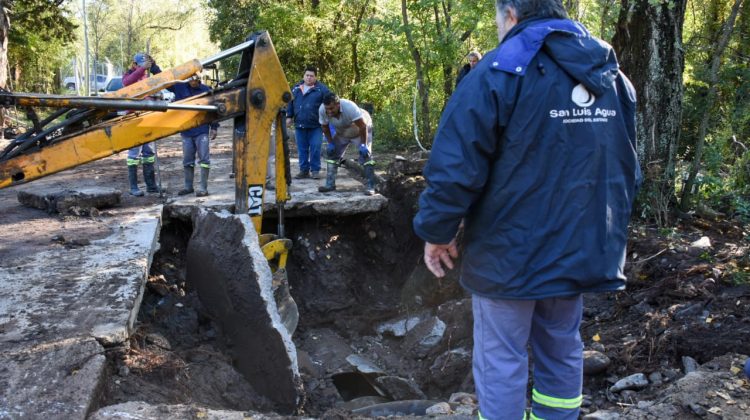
{"left": 473, "top": 294, "right": 583, "bottom": 420}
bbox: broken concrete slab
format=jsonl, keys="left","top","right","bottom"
{"left": 402, "top": 316, "right": 447, "bottom": 358}
{"left": 186, "top": 209, "right": 302, "bottom": 413}
{"left": 89, "top": 402, "right": 297, "bottom": 420}
{"left": 165, "top": 158, "right": 387, "bottom": 221}
{"left": 0, "top": 206, "right": 162, "bottom": 348}
{"left": 17, "top": 187, "right": 121, "bottom": 214}
{"left": 375, "top": 376, "right": 428, "bottom": 400}
{"left": 0, "top": 337, "right": 106, "bottom": 420}
{"left": 376, "top": 312, "right": 428, "bottom": 338}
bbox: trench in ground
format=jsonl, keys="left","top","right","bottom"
{"left": 95, "top": 177, "right": 476, "bottom": 416}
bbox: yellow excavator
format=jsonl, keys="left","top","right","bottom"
{"left": 0, "top": 31, "right": 294, "bottom": 303}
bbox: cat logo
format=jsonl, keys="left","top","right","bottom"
{"left": 571, "top": 84, "right": 595, "bottom": 107}
{"left": 248, "top": 185, "right": 263, "bottom": 216}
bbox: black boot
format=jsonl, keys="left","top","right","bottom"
{"left": 364, "top": 164, "right": 376, "bottom": 196}
{"left": 142, "top": 162, "right": 160, "bottom": 193}
{"left": 196, "top": 167, "right": 210, "bottom": 197}
{"left": 128, "top": 165, "right": 144, "bottom": 196}
{"left": 178, "top": 166, "right": 194, "bottom": 196}
{"left": 318, "top": 161, "right": 338, "bottom": 193}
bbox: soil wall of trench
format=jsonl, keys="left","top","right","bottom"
{"left": 96, "top": 174, "right": 479, "bottom": 417}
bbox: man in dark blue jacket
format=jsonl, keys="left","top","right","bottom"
{"left": 168, "top": 75, "right": 218, "bottom": 196}
{"left": 413, "top": 1, "right": 641, "bottom": 419}
{"left": 285, "top": 66, "right": 330, "bottom": 179}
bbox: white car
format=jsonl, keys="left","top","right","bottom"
{"left": 63, "top": 74, "right": 110, "bottom": 91}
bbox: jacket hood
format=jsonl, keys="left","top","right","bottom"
{"left": 491, "top": 18, "right": 619, "bottom": 96}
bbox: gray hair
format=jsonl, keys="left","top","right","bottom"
{"left": 494, "top": 0, "right": 568, "bottom": 22}
{"left": 467, "top": 51, "right": 482, "bottom": 60}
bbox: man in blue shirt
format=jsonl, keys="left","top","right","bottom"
{"left": 169, "top": 75, "right": 218, "bottom": 196}
{"left": 286, "top": 66, "right": 330, "bottom": 179}
{"left": 413, "top": 0, "right": 641, "bottom": 418}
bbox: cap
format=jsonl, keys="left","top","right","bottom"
{"left": 133, "top": 53, "right": 147, "bottom": 67}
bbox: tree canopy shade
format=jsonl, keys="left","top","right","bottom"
{"left": 0, "top": 0, "right": 747, "bottom": 223}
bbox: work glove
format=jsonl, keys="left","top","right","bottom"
{"left": 359, "top": 143, "right": 369, "bottom": 160}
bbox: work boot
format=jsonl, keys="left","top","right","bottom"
{"left": 364, "top": 164, "right": 377, "bottom": 196}
{"left": 295, "top": 170, "right": 310, "bottom": 179}
{"left": 196, "top": 167, "right": 210, "bottom": 197}
{"left": 142, "top": 162, "right": 161, "bottom": 193}
{"left": 127, "top": 165, "right": 144, "bottom": 196}
{"left": 318, "top": 162, "right": 337, "bottom": 193}
{"left": 178, "top": 166, "right": 194, "bottom": 196}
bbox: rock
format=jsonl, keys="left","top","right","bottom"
{"left": 589, "top": 342, "right": 606, "bottom": 352}
{"left": 351, "top": 400, "right": 441, "bottom": 417}
{"left": 145, "top": 332, "right": 171, "bottom": 350}
{"left": 610, "top": 373, "right": 649, "bottom": 392}
{"left": 429, "top": 348, "right": 472, "bottom": 389}
{"left": 17, "top": 187, "right": 121, "bottom": 214}
{"left": 346, "top": 354, "right": 385, "bottom": 375}
{"left": 376, "top": 313, "right": 427, "bottom": 337}
{"left": 682, "top": 356, "right": 699, "bottom": 374}
{"left": 425, "top": 402, "right": 451, "bottom": 416}
{"left": 186, "top": 209, "right": 302, "bottom": 413}
{"left": 583, "top": 350, "right": 611, "bottom": 375}
{"left": 632, "top": 301, "right": 654, "bottom": 316}
{"left": 336, "top": 396, "right": 390, "bottom": 411}
{"left": 620, "top": 389, "right": 638, "bottom": 402}
{"left": 690, "top": 236, "right": 712, "bottom": 248}
{"left": 663, "top": 368, "right": 681, "bottom": 382}
{"left": 375, "top": 376, "right": 427, "bottom": 400}
{"left": 673, "top": 303, "right": 704, "bottom": 321}
{"left": 582, "top": 410, "right": 621, "bottom": 420}
{"left": 648, "top": 371, "right": 663, "bottom": 386}
{"left": 448, "top": 392, "right": 477, "bottom": 405}
{"left": 402, "top": 316, "right": 446, "bottom": 358}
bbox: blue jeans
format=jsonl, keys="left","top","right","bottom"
{"left": 473, "top": 294, "right": 583, "bottom": 420}
{"left": 181, "top": 133, "right": 210, "bottom": 168}
{"left": 295, "top": 127, "right": 322, "bottom": 173}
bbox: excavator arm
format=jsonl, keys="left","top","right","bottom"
{"left": 0, "top": 31, "right": 291, "bottom": 236}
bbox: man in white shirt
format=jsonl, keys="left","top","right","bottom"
{"left": 318, "top": 93, "right": 376, "bottom": 195}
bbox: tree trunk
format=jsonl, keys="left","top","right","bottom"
{"left": 680, "top": 0, "right": 745, "bottom": 211}
{"left": 350, "top": 0, "right": 370, "bottom": 102}
{"left": 0, "top": 2, "right": 7, "bottom": 136}
{"left": 613, "top": 0, "right": 687, "bottom": 226}
{"left": 401, "top": 0, "right": 431, "bottom": 145}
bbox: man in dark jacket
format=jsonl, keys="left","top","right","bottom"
{"left": 455, "top": 51, "right": 482, "bottom": 87}
{"left": 285, "top": 66, "right": 330, "bottom": 179}
{"left": 413, "top": 1, "right": 641, "bottom": 419}
{"left": 168, "top": 75, "right": 219, "bottom": 197}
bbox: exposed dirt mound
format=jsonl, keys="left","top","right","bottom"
{"left": 95, "top": 158, "right": 750, "bottom": 418}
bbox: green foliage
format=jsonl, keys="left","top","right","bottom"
{"left": 679, "top": 0, "right": 750, "bottom": 219}
{"left": 7, "top": 0, "right": 77, "bottom": 92}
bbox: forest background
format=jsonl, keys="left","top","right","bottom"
{"left": 0, "top": 0, "right": 748, "bottom": 226}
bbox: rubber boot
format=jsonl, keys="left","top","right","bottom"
{"left": 364, "top": 164, "right": 376, "bottom": 196}
{"left": 196, "top": 167, "right": 210, "bottom": 197}
{"left": 318, "top": 162, "right": 338, "bottom": 193}
{"left": 128, "top": 165, "right": 144, "bottom": 196}
{"left": 178, "top": 166, "right": 194, "bottom": 196}
{"left": 143, "top": 162, "right": 160, "bottom": 193}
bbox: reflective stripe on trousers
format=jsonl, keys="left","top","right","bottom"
{"left": 126, "top": 143, "right": 155, "bottom": 165}
{"left": 472, "top": 294, "right": 583, "bottom": 420}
